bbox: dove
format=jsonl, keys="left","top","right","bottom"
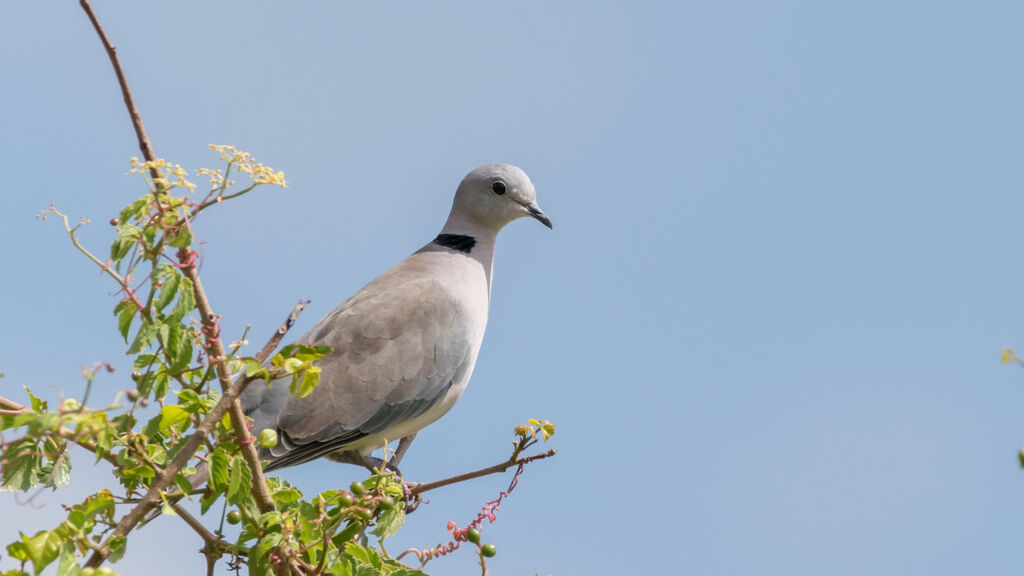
{"left": 240, "top": 163, "right": 551, "bottom": 473}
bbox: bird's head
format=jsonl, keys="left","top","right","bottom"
{"left": 450, "top": 164, "right": 552, "bottom": 232}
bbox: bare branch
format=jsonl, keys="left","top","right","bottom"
{"left": 79, "top": 0, "right": 156, "bottom": 166}
{"left": 409, "top": 449, "right": 556, "bottom": 497}
{"left": 256, "top": 300, "right": 310, "bottom": 363}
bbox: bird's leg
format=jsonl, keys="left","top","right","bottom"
{"left": 385, "top": 435, "right": 422, "bottom": 511}
{"left": 387, "top": 433, "right": 417, "bottom": 473}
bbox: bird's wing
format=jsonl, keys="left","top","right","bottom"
{"left": 249, "top": 267, "right": 475, "bottom": 470}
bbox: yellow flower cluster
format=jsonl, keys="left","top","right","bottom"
{"left": 207, "top": 144, "right": 287, "bottom": 187}
{"left": 129, "top": 157, "right": 197, "bottom": 191}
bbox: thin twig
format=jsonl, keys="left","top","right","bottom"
{"left": 0, "top": 396, "right": 118, "bottom": 467}
{"left": 256, "top": 300, "right": 310, "bottom": 363}
{"left": 79, "top": 0, "right": 156, "bottom": 166}
{"left": 409, "top": 449, "right": 557, "bottom": 497}
{"left": 171, "top": 501, "right": 222, "bottom": 551}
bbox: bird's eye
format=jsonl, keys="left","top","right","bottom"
{"left": 491, "top": 181, "right": 507, "bottom": 195}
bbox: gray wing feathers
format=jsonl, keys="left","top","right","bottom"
{"left": 248, "top": 265, "right": 474, "bottom": 467}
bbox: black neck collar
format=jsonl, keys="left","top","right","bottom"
{"left": 433, "top": 233, "right": 476, "bottom": 254}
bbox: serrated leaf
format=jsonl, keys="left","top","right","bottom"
{"left": 110, "top": 225, "right": 141, "bottom": 263}
{"left": 154, "top": 371, "right": 170, "bottom": 402}
{"left": 168, "top": 227, "right": 193, "bottom": 248}
{"left": 44, "top": 448, "right": 71, "bottom": 489}
{"left": 126, "top": 322, "right": 159, "bottom": 355}
{"left": 209, "top": 450, "right": 228, "bottom": 492}
{"left": 169, "top": 277, "right": 195, "bottom": 322}
{"left": 227, "top": 455, "right": 252, "bottom": 505}
{"left": 345, "top": 543, "right": 381, "bottom": 569}
{"left": 253, "top": 532, "right": 281, "bottom": 561}
{"left": 176, "top": 389, "right": 202, "bottom": 413}
{"left": 1, "top": 438, "right": 42, "bottom": 491}
{"left": 168, "top": 336, "right": 193, "bottom": 374}
{"left": 327, "top": 555, "right": 356, "bottom": 576}
{"left": 154, "top": 272, "right": 181, "bottom": 312}
{"left": 114, "top": 300, "right": 137, "bottom": 342}
{"left": 118, "top": 195, "right": 152, "bottom": 224}
{"left": 370, "top": 506, "right": 404, "bottom": 538}
{"left": 271, "top": 486, "right": 303, "bottom": 508}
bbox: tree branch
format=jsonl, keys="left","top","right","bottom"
{"left": 79, "top": 0, "right": 156, "bottom": 166}
{"left": 256, "top": 300, "right": 310, "bottom": 363}
{"left": 0, "top": 396, "right": 118, "bottom": 467}
{"left": 409, "top": 449, "right": 556, "bottom": 497}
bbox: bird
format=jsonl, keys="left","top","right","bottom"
{"left": 239, "top": 163, "right": 551, "bottom": 475}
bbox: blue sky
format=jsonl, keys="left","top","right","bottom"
{"left": 3, "top": 1, "right": 1024, "bottom": 574}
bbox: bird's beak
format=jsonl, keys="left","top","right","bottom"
{"left": 524, "top": 202, "right": 553, "bottom": 229}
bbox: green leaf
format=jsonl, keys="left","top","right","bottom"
{"left": 333, "top": 522, "right": 362, "bottom": 548}
{"left": 6, "top": 540, "right": 29, "bottom": 562}
{"left": 271, "top": 485, "right": 303, "bottom": 509}
{"left": 44, "top": 448, "right": 72, "bottom": 489}
{"left": 168, "top": 335, "right": 193, "bottom": 374}
{"left": 294, "top": 367, "right": 320, "bottom": 398}
{"left": 126, "top": 322, "right": 159, "bottom": 355}
{"left": 168, "top": 227, "right": 193, "bottom": 249}
{"left": 24, "top": 387, "right": 47, "bottom": 412}
{"left": 1, "top": 438, "right": 42, "bottom": 491}
{"left": 20, "top": 529, "right": 63, "bottom": 575}
{"left": 106, "top": 534, "right": 126, "bottom": 563}
{"left": 169, "top": 277, "right": 195, "bottom": 322}
{"left": 67, "top": 490, "right": 114, "bottom": 531}
{"left": 208, "top": 450, "right": 229, "bottom": 492}
{"left": 110, "top": 224, "right": 141, "bottom": 262}
{"left": 118, "top": 195, "right": 152, "bottom": 224}
{"left": 327, "top": 556, "right": 356, "bottom": 576}
{"left": 371, "top": 506, "right": 404, "bottom": 538}
{"left": 114, "top": 300, "right": 137, "bottom": 342}
{"left": 227, "top": 455, "right": 253, "bottom": 505}
{"left": 345, "top": 543, "right": 381, "bottom": 569}
{"left": 282, "top": 357, "right": 303, "bottom": 374}
{"left": 54, "top": 542, "right": 79, "bottom": 576}
{"left": 157, "top": 405, "right": 190, "bottom": 432}
{"left": 176, "top": 389, "right": 202, "bottom": 413}
{"left": 154, "top": 272, "right": 181, "bottom": 312}
{"left": 253, "top": 533, "right": 282, "bottom": 561}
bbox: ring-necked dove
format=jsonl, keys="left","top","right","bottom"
{"left": 240, "top": 164, "right": 551, "bottom": 473}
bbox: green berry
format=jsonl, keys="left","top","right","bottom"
{"left": 258, "top": 429, "right": 278, "bottom": 449}
{"left": 481, "top": 543, "right": 497, "bottom": 558}
{"left": 466, "top": 528, "right": 481, "bottom": 544}
{"left": 352, "top": 506, "right": 373, "bottom": 522}
{"left": 226, "top": 510, "right": 241, "bottom": 525}
{"left": 338, "top": 491, "right": 354, "bottom": 507}
{"left": 350, "top": 481, "right": 366, "bottom": 496}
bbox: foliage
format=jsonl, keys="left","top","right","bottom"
{"left": 0, "top": 148, "right": 555, "bottom": 576}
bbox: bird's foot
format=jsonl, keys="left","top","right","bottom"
{"left": 401, "top": 479, "right": 422, "bottom": 514}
